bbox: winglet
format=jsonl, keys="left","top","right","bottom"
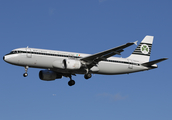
{"left": 134, "top": 41, "right": 138, "bottom": 45}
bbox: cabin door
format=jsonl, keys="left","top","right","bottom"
{"left": 128, "top": 59, "right": 133, "bottom": 69}
{"left": 26, "top": 47, "right": 32, "bottom": 58}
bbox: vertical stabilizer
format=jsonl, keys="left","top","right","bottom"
{"left": 128, "top": 35, "right": 154, "bottom": 62}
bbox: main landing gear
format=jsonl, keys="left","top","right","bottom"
{"left": 84, "top": 68, "right": 92, "bottom": 79}
{"left": 84, "top": 73, "right": 92, "bottom": 79}
{"left": 23, "top": 66, "right": 29, "bottom": 77}
{"left": 67, "top": 72, "right": 92, "bottom": 86}
{"left": 68, "top": 75, "right": 75, "bottom": 86}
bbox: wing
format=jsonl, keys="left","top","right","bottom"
{"left": 80, "top": 41, "right": 137, "bottom": 69}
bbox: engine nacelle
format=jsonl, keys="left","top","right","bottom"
{"left": 53, "top": 59, "right": 81, "bottom": 70}
{"left": 39, "top": 70, "right": 62, "bottom": 81}
{"left": 64, "top": 59, "right": 81, "bottom": 69}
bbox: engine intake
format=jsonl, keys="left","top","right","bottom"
{"left": 39, "top": 70, "right": 62, "bottom": 81}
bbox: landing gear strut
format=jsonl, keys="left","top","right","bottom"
{"left": 68, "top": 75, "right": 75, "bottom": 86}
{"left": 23, "top": 66, "right": 29, "bottom": 77}
{"left": 84, "top": 68, "right": 92, "bottom": 79}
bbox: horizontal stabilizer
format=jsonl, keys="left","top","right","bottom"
{"left": 142, "top": 58, "right": 168, "bottom": 67}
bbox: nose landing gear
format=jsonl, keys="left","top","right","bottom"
{"left": 23, "top": 66, "right": 29, "bottom": 77}
{"left": 23, "top": 73, "right": 28, "bottom": 77}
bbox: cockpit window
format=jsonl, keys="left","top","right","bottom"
{"left": 6, "top": 51, "right": 18, "bottom": 55}
{"left": 12, "top": 51, "right": 17, "bottom": 54}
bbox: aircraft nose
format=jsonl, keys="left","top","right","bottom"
{"left": 3, "top": 55, "right": 8, "bottom": 62}
{"left": 3, "top": 56, "right": 5, "bottom": 61}
{"left": 3, "top": 54, "right": 18, "bottom": 64}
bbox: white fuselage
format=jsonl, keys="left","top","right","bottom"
{"left": 4, "top": 47, "right": 152, "bottom": 75}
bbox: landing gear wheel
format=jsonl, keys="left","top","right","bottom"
{"left": 68, "top": 80, "right": 75, "bottom": 86}
{"left": 23, "top": 66, "right": 29, "bottom": 77}
{"left": 84, "top": 73, "right": 92, "bottom": 79}
{"left": 23, "top": 73, "right": 28, "bottom": 77}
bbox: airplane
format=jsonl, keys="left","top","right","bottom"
{"left": 3, "top": 35, "right": 167, "bottom": 86}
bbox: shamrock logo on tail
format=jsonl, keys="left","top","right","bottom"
{"left": 140, "top": 44, "right": 149, "bottom": 54}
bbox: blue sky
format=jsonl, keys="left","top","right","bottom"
{"left": 0, "top": 0, "right": 171, "bottom": 120}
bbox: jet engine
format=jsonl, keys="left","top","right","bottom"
{"left": 53, "top": 59, "right": 81, "bottom": 70}
{"left": 63, "top": 59, "right": 81, "bottom": 69}
{"left": 39, "top": 70, "right": 62, "bottom": 81}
